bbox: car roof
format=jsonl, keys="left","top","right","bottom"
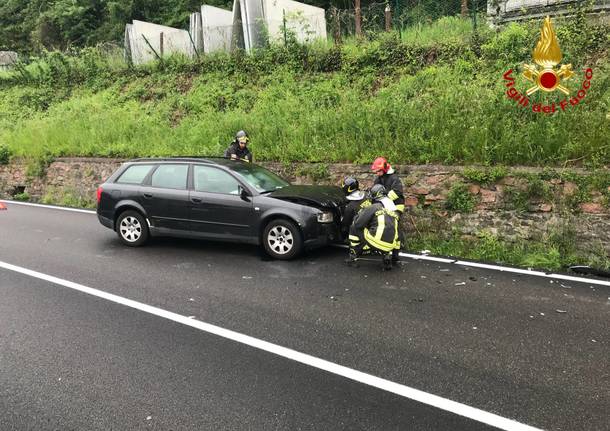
{"left": 126, "top": 157, "right": 241, "bottom": 168}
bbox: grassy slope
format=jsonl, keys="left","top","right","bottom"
{"left": 0, "top": 16, "right": 608, "bottom": 166}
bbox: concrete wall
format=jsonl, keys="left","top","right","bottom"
{"left": 263, "top": 0, "right": 327, "bottom": 44}
{"left": 128, "top": 20, "right": 194, "bottom": 65}
{"left": 488, "top": 0, "right": 610, "bottom": 24}
{"left": 0, "top": 51, "right": 18, "bottom": 71}
{"left": 190, "top": 12, "right": 204, "bottom": 55}
{"left": 3, "top": 158, "right": 610, "bottom": 258}
{"left": 201, "top": 5, "right": 233, "bottom": 53}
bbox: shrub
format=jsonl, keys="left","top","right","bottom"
{"left": 446, "top": 182, "right": 478, "bottom": 212}
{"left": 0, "top": 144, "right": 10, "bottom": 164}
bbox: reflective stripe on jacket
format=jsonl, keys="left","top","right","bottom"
{"left": 353, "top": 203, "right": 399, "bottom": 252}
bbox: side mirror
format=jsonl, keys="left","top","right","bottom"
{"left": 239, "top": 186, "right": 251, "bottom": 201}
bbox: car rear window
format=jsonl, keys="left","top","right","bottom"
{"left": 151, "top": 164, "right": 189, "bottom": 190}
{"left": 116, "top": 164, "right": 154, "bottom": 184}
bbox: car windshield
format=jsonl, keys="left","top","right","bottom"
{"left": 229, "top": 163, "right": 290, "bottom": 193}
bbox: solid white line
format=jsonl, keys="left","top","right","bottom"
{"left": 400, "top": 252, "right": 456, "bottom": 263}
{"left": 6, "top": 201, "right": 608, "bottom": 288}
{"left": 453, "top": 260, "right": 548, "bottom": 277}
{"left": 0, "top": 259, "right": 541, "bottom": 431}
{"left": 0, "top": 200, "right": 96, "bottom": 214}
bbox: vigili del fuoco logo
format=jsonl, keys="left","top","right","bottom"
{"left": 503, "top": 16, "right": 593, "bottom": 114}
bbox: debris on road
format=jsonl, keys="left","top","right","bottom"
{"left": 420, "top": 250, "right": 431, "bottom": 255}
{"left": 242, "top": 276, "right": 253, "bottom": 279}
{"left": 561, "top": 284, "right": 572, "bottom": 289}
{"left": 146, "top": 416, "right": 152, "bottom": 421}
{"left": 556, "top": 309, "right": 567, "bottom": 314}
{"left": 439, "top": 269, "right": 450, "bottom": 272}
{"left": 455, "top": 282, "right": 466, "bottom": 286}
{"left": 0, "top": 202, "right": 7, "bottom": 210}
{"left": 539, "top": 312, "right": 545, "bottom": 316}
{"left": 420, "top": 276, "right": 427, "bottom": 279}
{"left": 188, "top": 298, "right": 194, "bottom": 302}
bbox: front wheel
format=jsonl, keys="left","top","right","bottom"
{"left": 116, "top": 210, "right": 149, "bottom": 247}
{"left": 263, "top": 219, "right": 303, "bottom": 260}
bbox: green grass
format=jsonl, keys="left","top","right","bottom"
{"left": 407, "top": 228, "right": 610, "bottom": 272}
{"left": 0, "top": 16, "right": 608, "bottom": 165}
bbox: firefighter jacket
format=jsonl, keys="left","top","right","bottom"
{"left": 224, "top": 142, "right": 252, "bottom": 162}
{"left": 373, "top": 168, "right": 405, "bottom": 213}
{"left": 341, "top": 193, "right": 370, "bottom": 236}
{"left": 351, "top": 202, "right": 399, "bottom": 252}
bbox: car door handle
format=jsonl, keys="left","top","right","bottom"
{"left": 143, "top": 193, "right": 153, "bottom": 199}
{"left": 191, "top": 197, "right": 202, "bottom": 204}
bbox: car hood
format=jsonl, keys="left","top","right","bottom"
{"left": 267, "top": 185, "right": 347, "bottom": 208}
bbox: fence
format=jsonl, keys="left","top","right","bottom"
{"left": 327, "top": 0, "right": 486, "bottom": 42}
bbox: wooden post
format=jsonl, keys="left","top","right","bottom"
{"left": 461, "top": 0, "right": 469, "bottom": 17}
{"left": 355, "top": 0, "right": 362, "bottom": 38}
{"left": 385, "top": 4, "right": 392, "bottom": 31}
{"left": 160, "top": 32, "right": 164, "bottom": 57}
{"left": 332, "top": 7, "right": 342, "bottom": 45}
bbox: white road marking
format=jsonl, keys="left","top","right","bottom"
{"left": 0, "top": 259, "right": 541, "bottom": 431}
{"left": 4, "top": 199, "right": 609, "bottom": 287}
{"left": 334, "top": 244, "right": 610, "bottom": 288}
{"left": 0, "top": 200, "right": 96, "bottom": 214}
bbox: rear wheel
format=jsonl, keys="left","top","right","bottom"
{"left": 263, "top": 219, "right": 302, "bottom": 260}
{"left": 116, "top": 210, "right": 149, "bottom": 247}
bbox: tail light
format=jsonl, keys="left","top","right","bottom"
{"left": 96, "top": 187, "right": 103, "bottom": 204}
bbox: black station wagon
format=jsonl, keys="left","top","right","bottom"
{"left": 96, "top": 158, "right": 347, "bottom": 259}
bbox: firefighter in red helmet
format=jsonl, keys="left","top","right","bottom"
{"left": 371, "top": 157, "right": 405, "bottom": 263}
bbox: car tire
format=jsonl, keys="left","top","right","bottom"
{"left": 116, "top": 210, "right": 149, "bottom": 247}
{"left": 263, "top": 219, "right": 302, "bottom": 260}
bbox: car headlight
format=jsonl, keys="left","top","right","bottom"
{"left": 317, "top": 211, "right": 334, "bottom": 223}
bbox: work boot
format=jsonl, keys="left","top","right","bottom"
{"left": 345, "top": 249, "right": 359, "bottom": 267}
{"left": 392, "top": 249, "right": 400, "bottom": 265}
{"left": 382, "top": 254, "right": 393, "bottom": 271}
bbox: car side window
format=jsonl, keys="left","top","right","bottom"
{"left": 116, "top": 165, "right": 154, "bottom": 185}
{"left": 151, "top": 164, "right": 188, "bottom": 190}
{"left": 194, "top": 165, "right": 240, "bottom": 195}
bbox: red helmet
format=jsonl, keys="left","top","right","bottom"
{"left": 371, "top": 157, "right": 390, "bottom": 174}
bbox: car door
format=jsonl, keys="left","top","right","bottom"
{"left": 139, "top": 163, "right": 190, "bottom": 232}
{"left": 189, "top": 164, "right": 254, "bottom": 241}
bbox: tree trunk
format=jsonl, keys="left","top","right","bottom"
{"left": 461, "top": 0, "right": 469, "bottom": 17}
{"left": 355, "top": 0, "right": 362, "bottom": 38}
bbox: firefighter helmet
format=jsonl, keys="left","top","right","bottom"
{"left": 369, "top": 184, "right": 387, "bottom": 201}
{"left": 341, "top": 177, "right": 360, "bottom": 195}
{"left": 371, "top": 157, "right": 390, "bottom": 174}
{"left": 235, "top": 130, "right": 249, "bottom": 144}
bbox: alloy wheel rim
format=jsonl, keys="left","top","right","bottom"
{"left": 119, "top": 216, "right": 142, "bottom": 242}
{"left": 268, "top": 226, "right": 294, "bottom": 255}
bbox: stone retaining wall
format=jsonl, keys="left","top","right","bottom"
{"left": 1, "top": 158, "right": 609, "bottom": 253}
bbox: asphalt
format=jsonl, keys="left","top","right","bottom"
{"left": 0, "top": 202, "right": 608, "bottom": 430}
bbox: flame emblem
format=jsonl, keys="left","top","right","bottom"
{"left": 523, "top": 17, "right": 574, "bottom": 95}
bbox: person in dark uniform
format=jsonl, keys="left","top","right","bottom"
{"left": 370, "top": 157, "right": 405, "bottom": 263}
{"left": 224, "top": 130, "right": 252, "bottom": 162}
{"left": 347, "top": 184, "right": 400, "bottom": 271}
{"left": 340, "top": 177, "right": 370, "bottom": 239}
